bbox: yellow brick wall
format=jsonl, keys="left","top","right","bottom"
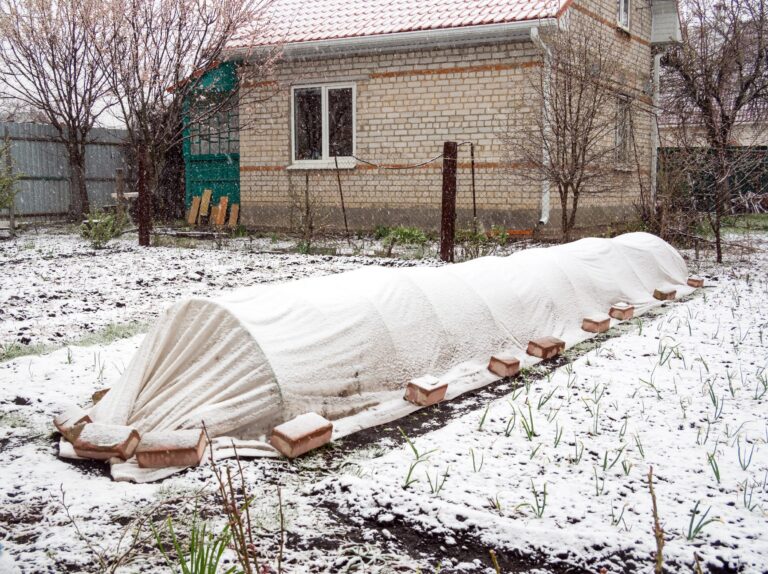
{"left": 238, "top": 0, "right": 654, "bottom": 234}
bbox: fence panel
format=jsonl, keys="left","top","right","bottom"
{"left": 1, "top": 122, "right": 128, "bottom": 218}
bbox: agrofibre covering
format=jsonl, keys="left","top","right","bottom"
{"left": 71, "top": 233, "right": 692, "bottom": 481}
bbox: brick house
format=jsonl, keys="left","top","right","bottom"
{"left": 215, "top": 0, "right": 681, "bottom": 234}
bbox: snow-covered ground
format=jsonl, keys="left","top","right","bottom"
{"left": 1, "top": 229, "right": 767, "bottom": 573}
{"left": 0, "top": 229, "right": 444, "bottom": 353}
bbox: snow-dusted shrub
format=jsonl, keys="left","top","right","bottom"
{"left": 80, "top": 211, "right": 124, "bottom": 249}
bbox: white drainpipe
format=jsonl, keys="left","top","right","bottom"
{"left": 530, "top": 27, "right": 551, "bottom": 225}
{"left": 650, "top": 52, "right": 662, "bottom": 204}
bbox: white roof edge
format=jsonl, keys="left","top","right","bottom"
{"left": 228, "top": 17, "right": 559, "bottom": 60}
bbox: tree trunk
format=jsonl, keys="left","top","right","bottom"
{"left": 568, "top": 191, "right": 580, "bottom": 240}
{"left": 560, "top": 189, "right": 570, "bottom": 243}
{"left": 712, "top": 152, "right": 731, "bottom": 264}
{"left": 67, "top": 144, "right": 89, "bottom": 220}
{"left": 137, "top": 144, "right": 152, "bottom": 246}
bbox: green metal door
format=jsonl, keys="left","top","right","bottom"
{"left": 183, "top": 62, "right": 240, "bottom": 210}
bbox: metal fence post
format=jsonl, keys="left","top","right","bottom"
{"left": 3, "top": 126, "right": 14, "bottom": 235}
{"left": 440, "top": 141, "right": 458, "bottom": 263}
{"left": 115, "top": 167, "right": 125, "bottom": 221}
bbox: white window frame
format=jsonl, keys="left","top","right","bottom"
{"left": 289, "top": 82, "right": 357, "bottom": 169}
{"left": 617, "top": 0, "right": 630, "bottom": 31}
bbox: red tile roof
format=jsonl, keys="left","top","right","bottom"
{"left": 232, "top": 0, "right": 566, "bottom": 48}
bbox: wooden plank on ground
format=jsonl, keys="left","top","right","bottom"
{"left": 215, "top": 196, "right": 228, "bottom": 226}
{"left": 198, "top": 189, "right": 213, "bottom": 224}
{"left": 228, "top": 204, "right": 240, "bottom": 228}
{"left": 209, "top": 206, "right": 219, "bottom": 225}
{"left": 187, "top": 196, "right": 201, "bottom": 226}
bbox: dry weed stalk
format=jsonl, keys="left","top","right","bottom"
{"left": 647, "top": 466, "right": 665, "bottom": 574}
{"left": 203, "top": 423, "right": 285, "bottom": 574}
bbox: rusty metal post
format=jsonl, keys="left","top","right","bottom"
{"left": 440, "top": 141, "right": 458, "bottom": 262}
{"left": 470, "top": 142, "right": 477, "bottom": 232}
{"left": 115, "top": 167, "right": 125, "bottom": 221}
{"left": 137, "top": 145, "right": 151, "bottom": 246}
{"left": 334, "top": 155, "right": 351, "bottom": 245}
{"left": 4, "top": 126, "right": 14, "bottom": 236}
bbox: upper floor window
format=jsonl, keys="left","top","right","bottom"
{"left": 291, "top": 83, "right": 356, "bottom": 167}
{"left": 617, "top": 0, "right": 630, "bottom": 30}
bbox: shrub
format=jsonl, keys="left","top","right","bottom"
{"left": 80, "top": 211, "right": 124, "bottom": 249}
{"left": 381, "top": 226, "right": 428, "bottom": 246}
{"left": 0, "top": 143, "right": 20, "bottom": 211}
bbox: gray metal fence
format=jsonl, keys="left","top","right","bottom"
{"left": 1, "top": 121, "right": 128, "bottom": 219}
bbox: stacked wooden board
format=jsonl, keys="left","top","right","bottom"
{"left": 186, "top": 189, "right": 240, "bottom": 228}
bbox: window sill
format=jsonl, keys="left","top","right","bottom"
{"left": 616, "top": 24, "right": 631, "bottom": 36}
{"left": 614, "top": 164, "right": 634, "bottom": 173}
{"left": 287, "top": 159, "right": 357, "bottom": 170}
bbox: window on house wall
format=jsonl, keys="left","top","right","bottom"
{"left": 616, "top": 96, "right": 632, "bottom": 166}
{"left": 617, "top": 0, "right": 630, "bottom": 29}
{"left": 292, "top": 83, "right": 355, "bottom": 165}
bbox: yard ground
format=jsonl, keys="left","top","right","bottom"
{"left": 1, "top": 228, "right": 767, "bottom": 573}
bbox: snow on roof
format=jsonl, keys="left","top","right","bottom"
{"left": 231, "top": 0, "right": 567, "bottom": 48}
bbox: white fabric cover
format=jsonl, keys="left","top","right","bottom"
{"left": 83, "top": 232, "right": 691, "bottom": 481}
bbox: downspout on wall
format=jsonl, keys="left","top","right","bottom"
{"left": 530, "top": 26, "right": 551, "bottom": 225}
{"left": 650, "top": 52, "right": 662, "bottom": 204}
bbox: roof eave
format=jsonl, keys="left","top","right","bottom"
{"left": 228, "top": 17, "right": 558, "bottom": 61}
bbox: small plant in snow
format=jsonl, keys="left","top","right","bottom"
{"left": 504, "top": 407, "right": 517, "bottom": 437}
{"left": 633, "top": 433, "right": 645, "bottom": 459}
{"left": 487, "top": 494, "right": 503, "bottom": 514}
{"left": 619, "top": 416, "right": 629, "bottom": 440}
{"left": 425, "top": 467, "right": 450, "bottom": 495}
{"left": 519, "top": 401, "right": 536, "bottom": 440}
{"left": 469, "top": 448, "right": 484, "bottom": 472}
{"left": 477, "top": 404, "right": 491, "bottom": 431}
{"left": 707, "top": 450, "right": 721, "bottom": 484}
{"left": 398, "top": 427, "right": 436, "bottom": 490}
{"left": 537, "top": 386, "right": 557, "bottom": 410}
{"left": 553, "top": 422, "right": 564, "bottom": 448}
{"left": 152, "top": 514, "right": 235, "bottom": 574}
{"left": 686, "top": 501, "right": 719, "bottom": 540}
{"left": 737, "top": 437, "right": 756, "bottom": 471}
{"left": 610, "top": 500, "right": 628, "bottom": 529}
{"left": 569, "top": 437, "right": 585, "bottom": 465}
{"left": 593, "top": 467, "right": 607, "bottom": 496}
{"left": 740, "top": 479, "right": 761, "bottom": 512}
{"left": 517, "top": 480, "right": 547, "bottom": 518}
{"left": 602, "top": 445, "right": 627, "bottom": 472}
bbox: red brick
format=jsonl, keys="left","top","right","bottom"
{"left": 270, "top": 413, "right": 333, "bottom": 459}
{"left": 527, "top": 336, "right": 565, "bottom": 360}
{"left": 53, "top": 406, "right": 92, "bottom": 442}
{"left": 582, "top": 315, "right": 610, "bottom": 333}
{"left": 653, "top": 288, "right": 676, "bottom": 301}
{"left": 136, "top": 429, "right": 207, "bottom": 469}
{"left": 73, "top": 424, "right": 141, "bottom": 460}
{"left": 687, "top": 276, "right": 704, "bottom": 288}
{"left": 609, "top": 302, "right": 635, "bottom": 320}
{"left": 404, "top": 375, "right": 448, "bottom": 406}
{"left": 488, "top": 356, "right": 521, "bottom": 378}
{"left": 92, "top": 388, "right": 110, "bottom": 404}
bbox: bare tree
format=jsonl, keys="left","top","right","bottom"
{"left": 504, "top": 22, "right": 638, "bottom": 242}
{"left": 0, "top": 0, "right": 110, "bottom": 219}
{"left": 0, "top": 99, "right": 49, "bottom": 123}
{"left": 91, "top": 0, "right": 274, "bottom": 246}
{"left": 661, "top": 0, "right": 768, "bottom": 262}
